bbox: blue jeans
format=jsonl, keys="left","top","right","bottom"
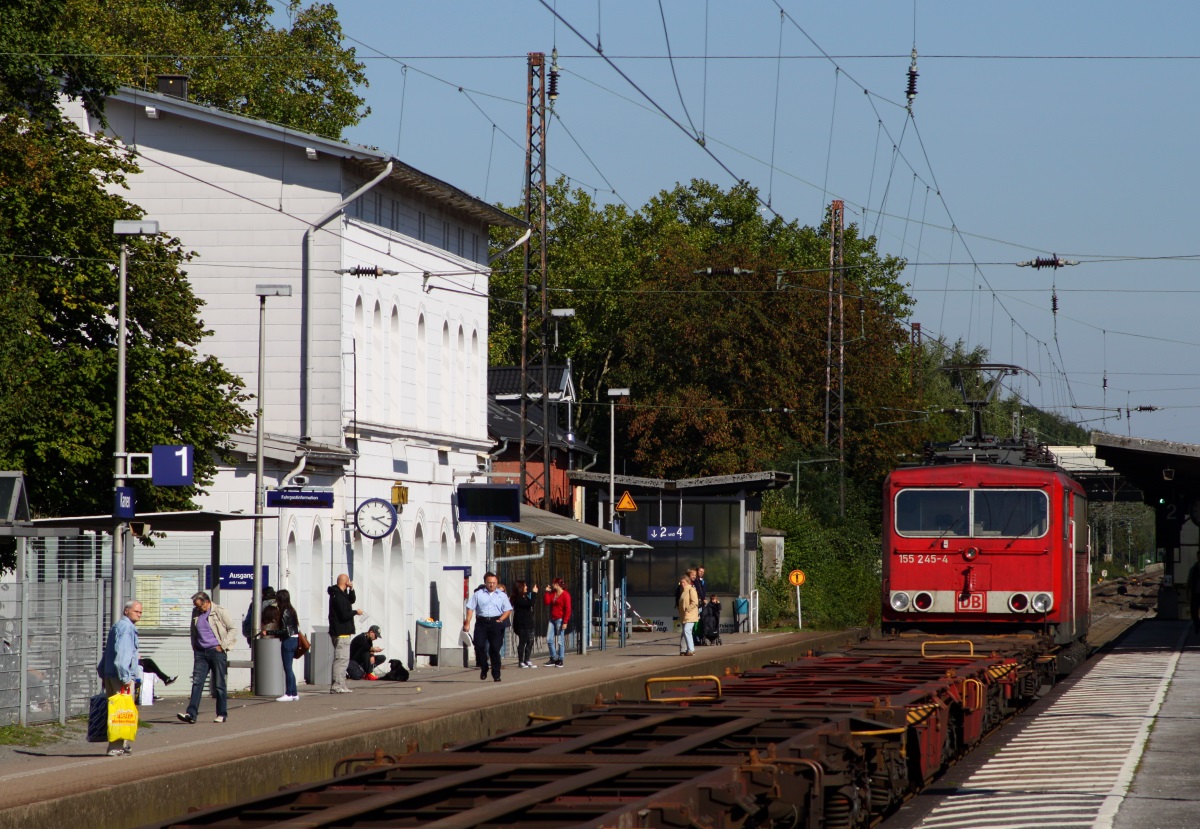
{"left": 280, "top": 636, "right": 298, "bottom": 696}
{"left": 186, "top": 647, "right": 228, "bottom": 718}
{"left": 681, "top": 622, "right": 695, "bottom": 654}
{"left": 547, "top": 619, "right": 565, "bottom": 663}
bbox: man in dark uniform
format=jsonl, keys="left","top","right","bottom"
{"left": 463, "top": 572, "right": 513, "bottom": 682}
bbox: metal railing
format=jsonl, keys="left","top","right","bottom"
{"left": 0, "top": 580, "right": 109, "bottom": 727}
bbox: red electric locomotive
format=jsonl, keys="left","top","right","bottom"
{"left": 881, "top": 366, "right": 1091, "bottom": 654}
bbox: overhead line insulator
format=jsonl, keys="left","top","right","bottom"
{"left": 906, "top": 47, "right": 919, "bottom": 110}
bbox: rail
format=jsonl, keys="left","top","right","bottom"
{"left": 644, "top": 675, "right": 723, "bottom": 703}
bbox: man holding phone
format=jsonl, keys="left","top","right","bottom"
{"left": 327, "top": 573, "right": 363, "bottom": 693}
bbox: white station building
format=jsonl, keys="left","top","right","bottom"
{"left": 60, "top": 79, "right": 527, "bottom": 674}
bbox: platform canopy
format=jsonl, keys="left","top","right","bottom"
{"left": 1091, "top": 432, "right": 1200, "bottom": 507}
{"left": 494, "top": 505, "right": 650, "bottom": 553}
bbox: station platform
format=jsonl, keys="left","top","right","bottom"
{"left": 887, "top": 618, "right": 1199, "bottom": 829}
{"left": 0, "top": 627, "right": 864, "bottom": 829}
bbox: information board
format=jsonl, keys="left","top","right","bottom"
{"left": 648, "top": 525, "right": 694, "bottom": 542}
{"left": 134, "top": 569, "right": 200, "bottom": 628}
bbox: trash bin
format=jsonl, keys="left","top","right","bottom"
{"left": 253, "top": 636, "right": 284, "bottom": 697}
{"left": 307, "top": 625, "right": 332, "bottom": 686}
{"left": 415, "top": 619, "right": 442, "bottom": 665}
{"left": 734, "top": 597, "right": 751, "bottom": 633}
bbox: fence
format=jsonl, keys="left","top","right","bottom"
{"left": 0, "top": 580, "right": 109, "bottom": 727}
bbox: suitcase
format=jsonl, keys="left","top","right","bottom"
{"left": 86, "top": 693, "right": 108, "bottom": 743}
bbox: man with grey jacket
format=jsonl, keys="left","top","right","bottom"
{"left": 178, "top": 592, "right": 238, "bottom": 724}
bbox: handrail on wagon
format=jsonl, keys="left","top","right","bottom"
{"left": 645, "top": 675, "right": 723, "bottom": 703}
{"left": 921, "top": 639, "right": 975, "bottom": 658}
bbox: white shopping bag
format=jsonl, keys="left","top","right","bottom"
{"left": 139, "top": 673, "right": 156, "bottom": 706}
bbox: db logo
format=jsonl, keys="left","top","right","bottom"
{"left": 956, "top": 593, "right": 985, "bottom": 612}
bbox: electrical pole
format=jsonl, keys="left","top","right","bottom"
{"left": 519, "top": 52, "right": 549, "bottom": 509}
{"left": 832, "top": 200, "right": 845, "bottom": 517}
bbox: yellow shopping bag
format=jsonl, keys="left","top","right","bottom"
{"left": 107, "top": 692, "right": 138, "bottom": 743}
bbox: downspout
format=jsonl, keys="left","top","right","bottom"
{"left": 302, "top": 161, "right": 394, "bottom": 440}
{"left": 492, "top": 534, "right": 576, "bottom": 563}
{"left": 488, "top": 228, "right": 532, "bottom": 265}
{"left": 280, "top": 454, "right": 308, "bottom": 489}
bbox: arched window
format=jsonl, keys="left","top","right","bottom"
{"left": 470, "top": 329, "right": 480, "bottom": 434}
{"left": 372, "top": 302, "right": 383, "bottom": 422}
{"left": 441, "top": 322, "right": 451, "bottom": 433}
{"left": 353, "top": 298, "right": 365, "bottom": 421}
{"left": 455, "top": 326, "right": 465, "bottom": 435}
{"left": 389, "top": 307, "right": 401, "bottom": 425}
{"left": 416, "top": 314, "right": 427, "bottom": 429}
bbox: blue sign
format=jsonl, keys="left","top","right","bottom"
{"left": 205, "top": 565, "right": 269, "bottom": 590}
{"left": 152, "top": 444, "right": 194, "bottom": 486}
{"left": 113, "top": 486, "right": 135, "bottom": 519}
{"left": 266, "top": 489, "right": 334, "bottom": 509}
{"left": 648, "top": 525, "right": 694, "bottom": 542}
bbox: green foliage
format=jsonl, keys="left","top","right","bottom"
{"left": 63, "top": 0, "right": 368, "bottom": 138}
{"left": 0, "top": 116, "right": 253, "bottom": 522}
{"left": 0, "top": 0, "right": 116, "bottom": 120}
{"left": 760, "top": 489, "right": 882, "bottom": 628}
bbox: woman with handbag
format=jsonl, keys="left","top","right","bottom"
{"left": 267, "top": 589, "right": 301, "bottom": 701}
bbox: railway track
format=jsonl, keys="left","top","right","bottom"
{"left": 146, "top": 577, "right": 1159, "bottom": 829}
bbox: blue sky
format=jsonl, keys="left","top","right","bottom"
{"left": 291, "top": 1, "right": 1200, "bottom": 445}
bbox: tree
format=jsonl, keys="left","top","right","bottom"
{"left": 63, "top": 0, "right": 368, "bottom": 138}
{"left": 618, "top": 181, "right": 913, "bottom": 480}
{"left": 0, "top": 0, "right": 252, "bottom": 550}
{"left": 489, "top": 180, "right": 638, "bottom": 449}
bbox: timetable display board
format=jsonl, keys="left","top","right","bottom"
{"left": 134, "top": 569, "right": 200, "bottom": 629}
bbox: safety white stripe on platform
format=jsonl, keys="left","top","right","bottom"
{"left": 914, "top": 644, "right": 1182, "bottom": 829}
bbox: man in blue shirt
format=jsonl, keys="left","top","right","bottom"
{"left": 97, "top": 600, "right": 142, "bottom": 756}
{"left": 463, "top": 572, "right": 513, "bottom": 682}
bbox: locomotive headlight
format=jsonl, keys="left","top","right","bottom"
{"left": 890, "top": 592, "right": 911, "bottom": 612}
{"left": 913, "top": 592, "right": 934, "bottom": 611}
{"left": 1031, "top": 592, "right": 1054, "bottom": 613}
{"left": 964, "top": 547, "right": 979, "bottom": 561}
{"left": 1008, "top": 593, "right": 1030, "bottom": 612}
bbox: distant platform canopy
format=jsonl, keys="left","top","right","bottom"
{"left": 1090, "top": 432, "right": 1200, "bottom": 507}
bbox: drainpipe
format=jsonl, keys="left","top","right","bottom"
{"left": 302, "top": 161, "right": 393, "bottom": 440}
{"left": 492, "top": 535, "right": 576, "bottom": 564}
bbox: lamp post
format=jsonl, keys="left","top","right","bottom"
{"left": 111, "top": 219, "right": 158, "bottom": 626}
{"left": 607, "top": 388, "right": 630, "bottom": 532}
{"left": 252, "top": 284, "right": 292, "bottom": 680}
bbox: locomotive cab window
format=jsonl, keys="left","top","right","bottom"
{"left": 895, "top": 490, "right": 970, "bottom": 537}
{"left": 896, "top": 488, "right": 1048, "bottom": 538}
{"left": 973, "top": 490, "right": 1048, "bottom": 537}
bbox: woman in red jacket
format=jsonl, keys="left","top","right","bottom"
{"left": 543, "top": 577, "right": 571, "bottom": 667}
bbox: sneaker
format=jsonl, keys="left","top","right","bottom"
{"left": 106, "top": 748, "right": 126, "bottom": 757}
{"left": 493, "top": 676, "right": 501, "bottom": 682}
{"left": 554, "top": 660, "right": 565, "bottom": 668}
{"left": 123, "top": 743, "right": 133, "bottom": 755}
{"left": 330, "top": 687, "right": 352, "bottom": 694}
{"left": 276, "top": 694, "right": 293, "bottom": 702}
{"left": 213, "top": 715, "right": 226, "bottom": 723}
{"left": 176, "top": 712, "right": 196, "bottom": 724}
{"left": 163, "top": 675, "right": 177, "bottom": 686}
{"left": 544, "top": 659, "right": 557, "bottom": 666}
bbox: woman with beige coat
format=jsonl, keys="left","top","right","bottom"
{"left": 677, "top": 575, "right": 699, "bottom": 655}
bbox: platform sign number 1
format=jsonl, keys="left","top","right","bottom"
{"left": 788, "top": 570, "right": 806, "bottom": 630}
{"left": 152, "top": 444, "right": 194, "bottom": 486}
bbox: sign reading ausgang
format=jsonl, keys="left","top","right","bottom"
{"left": 266, "top": 489, "right": 334, "bottom": 508}
{"left": 205, "top": 565, "right": 270, "bottom": 590}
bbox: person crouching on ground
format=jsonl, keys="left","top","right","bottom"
{"left": 350, "top": 625, "right": 385, "bottom": 680}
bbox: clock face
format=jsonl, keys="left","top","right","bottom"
{"left": 355, "top": 498, "right": 397, "bottom": 539}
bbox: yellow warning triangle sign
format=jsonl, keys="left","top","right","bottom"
{"left": 614, "top": 490, "right": 638, "bottom": 512}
